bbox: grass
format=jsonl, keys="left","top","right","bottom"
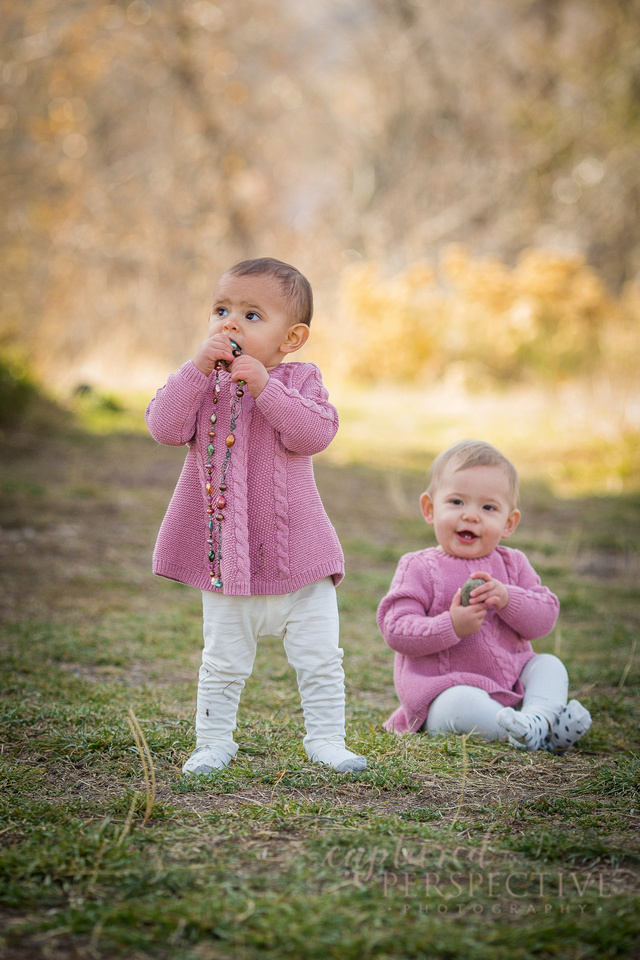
{"left": 0, "top": 388, "right": 639, "bottom": 960}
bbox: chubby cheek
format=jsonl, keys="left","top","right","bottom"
{"left": 434, "top": 521, "right": 453, "bottom": 543}
{"left": 207, "top": 317, "right": 225, "bottom": 338}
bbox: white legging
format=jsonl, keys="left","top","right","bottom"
{"left": 424, "top": 654, "right": 569, "bottom": 739}
{"left": 196, "top": 577, "right": 346, "bottom": 756}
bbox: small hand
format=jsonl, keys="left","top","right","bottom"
{"left": 466, "top": 571, "right": 510, "bottom": 611}
{"left": 229, "top": 354, "right": 269, "bottom": 398}
{"left": 450, "top": 588, "right": 488, "bottom": 638}
{"left": 193, "top": 333, "right": 236, "bottom": 377}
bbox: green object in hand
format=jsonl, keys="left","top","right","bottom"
{"left": 461, "top": 577, "right": 485, "bottom": 606}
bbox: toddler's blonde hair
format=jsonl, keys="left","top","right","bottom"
{"left": 427, "top": 440, "right": 519, "bottom": 507}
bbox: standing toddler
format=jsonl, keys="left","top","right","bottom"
{"left": 378, "top": 440, "right": 591, "bottom": 752}
{"left": 147, "top": 257, "right": 366, "bottom": 774}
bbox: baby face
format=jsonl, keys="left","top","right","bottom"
{"left": 420, "top": 463, "right": 520, "bottom": 559}
{"left": 208, "top": 272, "right": 296, "bottom": 371}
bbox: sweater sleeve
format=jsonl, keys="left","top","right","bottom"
{"left": 253, "top": 364, "right": 339, "bottom": 455}
{"left": 497, "top": 549, "right": 560, "bottom": 640}
{"left": 145, "top": 361, "right": 210, "bottom": 446}
{"left": 377, "top": 553, "right": 461, "bottom": 656}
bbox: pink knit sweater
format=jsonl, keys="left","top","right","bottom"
{"left": 146, "top": 360, "right": 344, "bottom": 596}
{"left": 377, "top": 546, "right": 559, "bottom": 733}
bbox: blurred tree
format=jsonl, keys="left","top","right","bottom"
{"left": 337, "top": 0, "right": 640, "bottom": 288}
{"left": 0, "top": 0, "right": 347, "bottom": 387}
{"left": 0, "top": 0, "right": 638, "bottom": 388}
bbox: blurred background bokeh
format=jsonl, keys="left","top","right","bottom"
{"left": 1, "top": 0, "right": 639, "bottom": 490}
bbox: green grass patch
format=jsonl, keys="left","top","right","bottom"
{"left": 1, "top": 405, "right": 639, "bottom": 959}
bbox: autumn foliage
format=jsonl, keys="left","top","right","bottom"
{"left": 336, "top": 248, "right": 640, "bottom": 388}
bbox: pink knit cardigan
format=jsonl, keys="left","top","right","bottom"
{"left": 146, "top": 360, "right": 344, "bottom": 596}
{"left": 377, "top": 546, "right": 560, "bottom": 733}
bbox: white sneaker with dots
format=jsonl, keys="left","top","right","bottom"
{"left": 496, "top": 708, "right": 550, "bottom": 751}
{"left": 546, "top": 700, "right": 592, "bottom": 754}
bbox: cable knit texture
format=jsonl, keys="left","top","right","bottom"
{"left": 146, "top": 360, "right": 344, "bottom": 596}
{"left": 377, "top": 546, "right": 560, "bottom": 733}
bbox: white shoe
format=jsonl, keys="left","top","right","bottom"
{"left": 332, "top": 754, "right": 367, "bottom": 773}
{"left": 306, "top": 739, "right": 368, "bottom": 773}
{"left": 496, "top": 707, "right": 550, "bottom": 751}
{"left": 546, "top": 700, "right": 592, "bottom": 754}
{"left": 182, "top": 744, "right": 235, "bottom": 775}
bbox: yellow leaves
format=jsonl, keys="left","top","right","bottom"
{"left": 338, "top": 247, "right": 630, "bottom": 386}
{"left": 515, "top": 250, "right": 603, "bottom": 305}
{"left": 443, "top": 245, "right": 513, "bottom": 312}
{"left": 397, "top": 261, "right": 436, "bottom": 292}
{"left": 440, "top": 244, "right": 468, "bottom": 285}
{"left": 337, "top": 262, "right": 438, "bottom": 380}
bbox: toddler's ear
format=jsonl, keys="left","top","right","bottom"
{"left": 280, "top": 323, "right": 310, "bottom": 355}
{"left": 501, "top": 508, "right": 521, "bottom": 539}
{"left": 420, "top": 492, "right": 435, "bottom": 525}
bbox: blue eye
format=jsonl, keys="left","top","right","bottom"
{"left": 246, "top": 311, "right": 260, "bottom": 322}
{"left": 216, "top": 307, "right": 228, "bottom": 318}
{"left": 483, "top": 504, "right": 496, "bottom": 511}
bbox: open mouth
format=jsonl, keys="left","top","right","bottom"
{"left": 457, "top": 530, "right": 479, "bottom": 543}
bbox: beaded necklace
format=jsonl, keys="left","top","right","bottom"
{"left": 205, "top": 341, "right": 244, "bottom": 589}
